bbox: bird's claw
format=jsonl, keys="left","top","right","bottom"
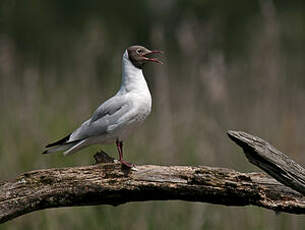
{"left": 120, "top": 160, "right": 135, "bottom": 168}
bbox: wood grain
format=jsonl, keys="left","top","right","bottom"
{"left": 1, "top": 160, "right": 305, "bottom": 224}
{"left": 227, "top": 130, "right": 305, "bottom": 195}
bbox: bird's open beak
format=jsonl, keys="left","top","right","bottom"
{"left": 142, "top": 50, "right": 163, "bottom": 64}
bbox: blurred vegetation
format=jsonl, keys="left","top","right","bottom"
{"left": 1, "top": 0, "right": 305, "bottom": 229}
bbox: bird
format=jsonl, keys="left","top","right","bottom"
{"left": 43, "top": 45, "right": 163, "bottom": 167}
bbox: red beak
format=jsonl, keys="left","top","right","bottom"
{"left": 143, "top": 50, "right": 163, "bottom": 64}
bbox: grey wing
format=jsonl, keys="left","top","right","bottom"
{"left": 90, "top": 96, "right": 127, "bottom": 123}
{"left": 69, "top": 96, "right": 130, "bottom": 141}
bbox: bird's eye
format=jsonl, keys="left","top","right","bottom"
{"left": 136, "top": 49, "right": 142, "bottom": 54}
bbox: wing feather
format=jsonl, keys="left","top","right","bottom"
{"left": 90, "top": 96, "right": 126, "bottom": 123}
{"left": 69, "top": 96, "right": 130, "bottom": 141}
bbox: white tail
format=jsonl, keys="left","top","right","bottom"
{"left": 42, "top": 143, "right": 74, "bottom": 154}
{"left": 43, "top": 139, "right": 87, "bottom": 155}
{"left": 63, "top": 139, "right": 87, "bottom": 156}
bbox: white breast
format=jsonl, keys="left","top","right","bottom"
{"left": 104, "top": 50, "right": 152, "bottom": 142}
{"left": 132, "top": 90, "right": 152, "bottom": 123}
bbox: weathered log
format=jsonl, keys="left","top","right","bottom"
{"left": 1, "top": 152, "right": 305, "bottom": 224}
{"left": 227, "top": 130, "right": 305, "bottom": 195}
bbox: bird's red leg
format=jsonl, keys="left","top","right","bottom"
{"left": 116, "top": 139, "right": 123, "bottom": 161}
{"left": 116, "top": 140, "right": 133, "bottom": 168}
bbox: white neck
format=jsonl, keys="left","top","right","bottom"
{"left": 118, "top": 50, "right": 150, "bottom": 94}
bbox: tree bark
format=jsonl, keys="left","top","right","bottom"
{"left": 227, "top": 130, "right": 305, "bottom": 195}
{"left": 2, "top": 130, "right": 305, "bottom": 224}
{"left": 1, "top": 156, "right": 305, "bottom": 224}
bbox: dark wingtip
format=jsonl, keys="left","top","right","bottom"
{"left": 42, "top": 150, "right": 48, "bottom": 154}
{"left": 45, "top": 133, "right": 71, "bottom": 148}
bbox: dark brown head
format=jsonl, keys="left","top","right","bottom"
{"left": 127, "top": 45, "right": 163, "bottom": 69}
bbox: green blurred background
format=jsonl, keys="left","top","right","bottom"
{"left": 1, "top": 0, "right": 305, "bottom": 229}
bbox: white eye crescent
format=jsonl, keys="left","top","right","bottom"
{"left": 136, "top": 49, "right": 142, "bottom": 54}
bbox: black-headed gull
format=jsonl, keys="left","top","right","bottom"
{"left": 43, "top": 45, "right": 163, "bottom": 167}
